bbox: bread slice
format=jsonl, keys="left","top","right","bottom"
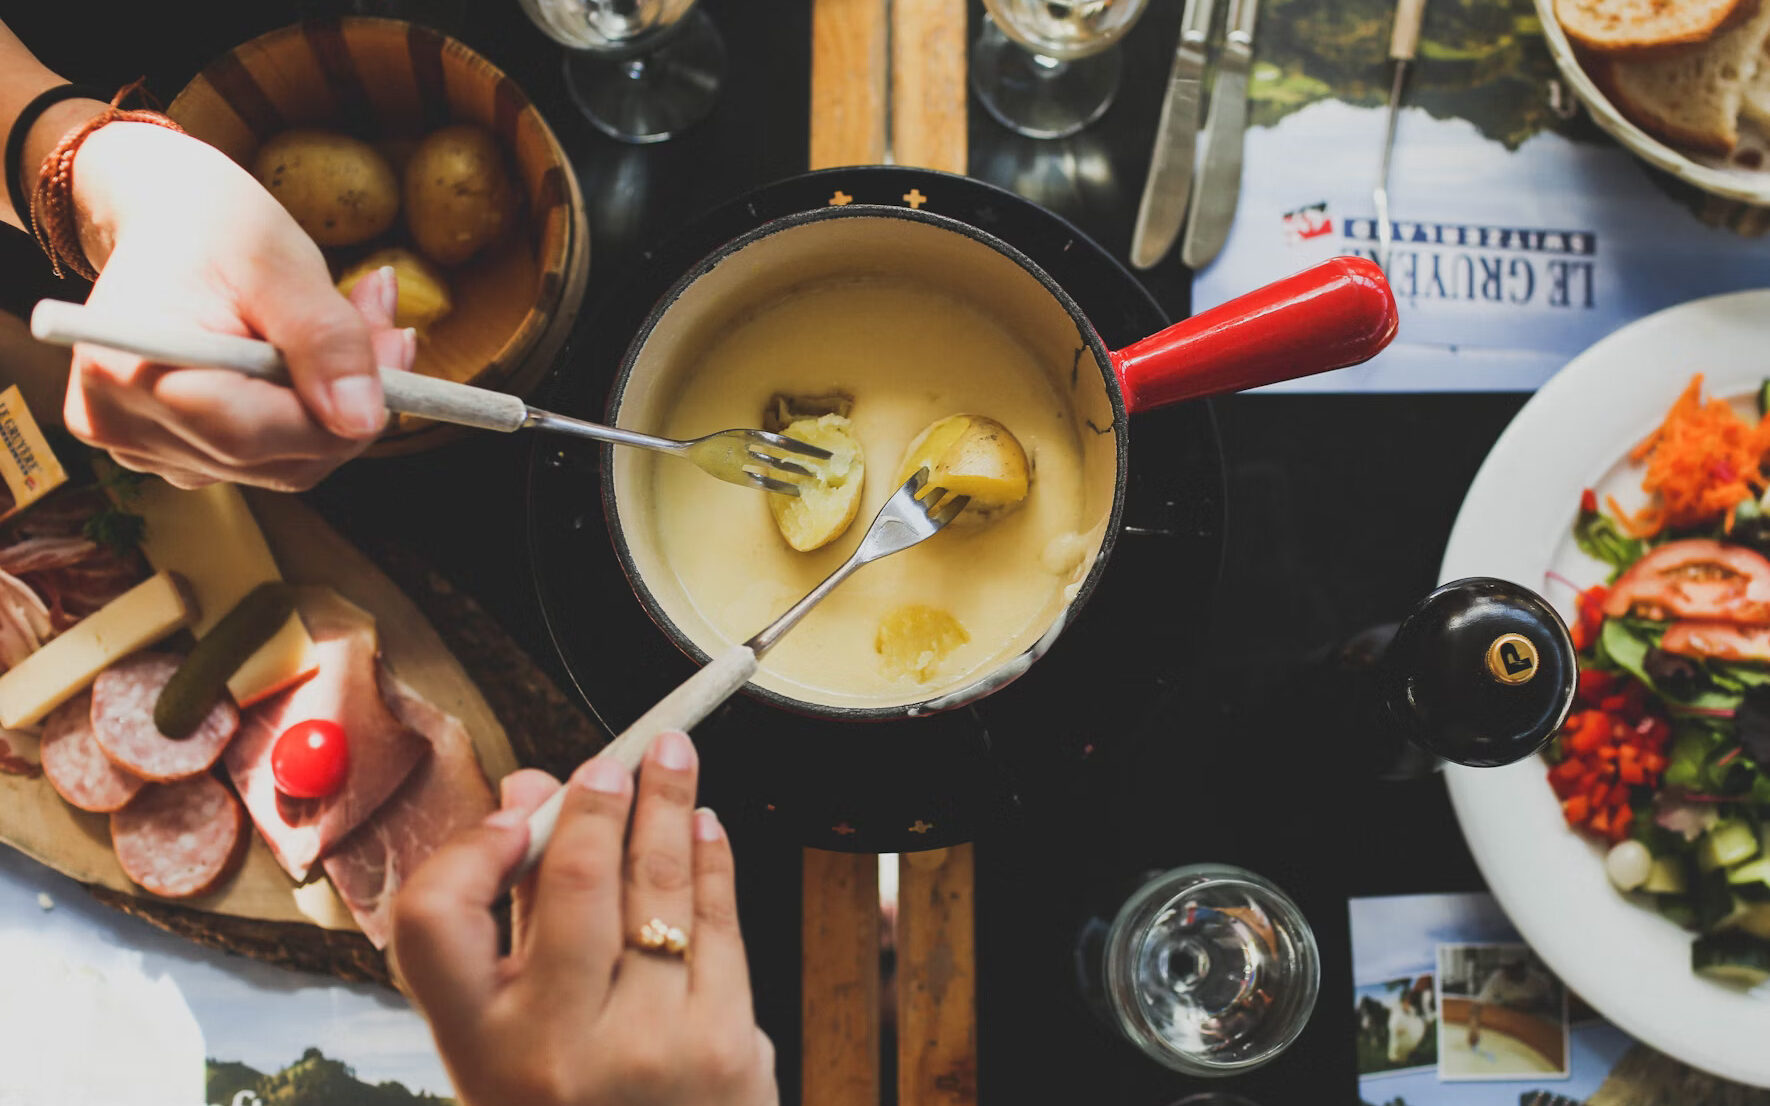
{"left": 1743, "top": 38, "right": 1770, "bottom": 127}
{"left": 1558, "top": 0, "right": 1747, "bottom": 56}
{"left": 1599, "top": 0, "right": 1770, "bottom": 153}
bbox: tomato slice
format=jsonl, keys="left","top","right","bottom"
{"left": 271, "top": 719, "right": 350, "bottom": 800}
{"left": 1660, "top": 620, "right": 1770, "bottom": 662}
{"left": 1602, "top": 539, "right": 1770, "bottom": 623}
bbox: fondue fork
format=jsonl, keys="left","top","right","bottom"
{"left": 29, "top": 300, "right": 832, "bottom": 496}
{"left": 516, "top": 468, "right": 969, "bottom": 875}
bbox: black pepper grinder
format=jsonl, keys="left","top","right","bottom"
{"left": 1317, "top": 577, "right": 1577, "bottom": 779}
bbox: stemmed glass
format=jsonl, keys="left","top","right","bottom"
{"left": 972, "top": 0, "right": 1153, "bottom": 139}
{"left": 518, "top": 0, "right": 725, "bottom": 144}
{"left": 1077, "top": 864, "right": 1320, "bottom": 1075}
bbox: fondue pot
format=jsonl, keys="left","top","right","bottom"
{"left": 599, "top": 207, "right": 1395, "bottom": 720}
{"left": 528, "top": 167, "right": 1390, "bottom": 850}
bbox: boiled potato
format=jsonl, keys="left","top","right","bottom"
{"left": 336, "top": 248, "right": 453, "bottom": 329}
{"left": 894, "top": 414, "right": 1030, "bottom": 527}
{"left": 253, "top": 130, "right": 399, "bottom": 247}
{"left": 768, "top": 414, "right": 865, "bottom": 552}
{"left": 876, "top": 604, "right": 969, "bottom": 682}
{"left": 404, "top": 125, "right": 518, "bottom": 266}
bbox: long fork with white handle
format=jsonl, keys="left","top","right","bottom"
{"left": 516, "top": 468, "right": 969, "bottom": 874}
{"left": 29, "top": 299, "right": 831, "bottom": 495}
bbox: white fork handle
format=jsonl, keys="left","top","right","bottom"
{"left": 517, "top": 644, "right": 760, "bottom": 876}
{"left": 29, "top": 299, "right": 530, "bottom": 433}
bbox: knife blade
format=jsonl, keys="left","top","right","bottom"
{"left": 1375, "top": 0, "right": 1428, "bottom": 271}
{"left": 1180, "top": 0, "right": 1260, "bottom": 270}
{"left": 1129, "top": 0, "right": 1217, "bottom": 269}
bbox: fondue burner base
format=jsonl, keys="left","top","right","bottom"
{"left": 527, "top": 167, "right": 1225, "bottom": 852}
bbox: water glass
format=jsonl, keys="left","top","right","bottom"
{"left": 972, "top": 0, "right": 1153, "bottom": 139}
{"left": 1079, "top": 864, "right": 1320, "bottom": 1075}
{"left": 518, "top": 0, "right": 724, "bottom": 143}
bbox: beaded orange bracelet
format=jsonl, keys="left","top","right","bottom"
{"left": 29, "top": 79, "right": 185, "bottom": 281}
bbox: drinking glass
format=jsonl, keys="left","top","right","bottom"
{"left": 1078, "top": 864, "right": 1320, "bottom": 1075}
{"left": 518, "top": 0, "right": 724, "bottom": 143}
{"left": 972, "top": 0, "right": 1153, "bottom": 140}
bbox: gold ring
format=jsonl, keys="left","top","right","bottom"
{"left": 632, "top": 917, "right": 690, "bottom": 959}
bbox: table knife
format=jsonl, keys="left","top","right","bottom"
{"left": 1129, "top": 0, "right": 1217, "bottom": 270}
{"left": 1375, "top": 0, "right": 1428, "bottom": 271}
{"left": 1180, "top": 0, "right": 1260, "bottom": 270}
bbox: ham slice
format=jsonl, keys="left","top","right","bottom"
{"left": 225, "top": 591, "right": 428, "bottom": 881}
{"left": 322, "top": 668, "right": 494, "bottom": 948}
{"left": 0, "top": 568, "right": 52, "bottom": 670}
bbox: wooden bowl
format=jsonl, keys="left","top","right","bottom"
{"left": 167, "top": 17, "right": 590, "bottom": 454}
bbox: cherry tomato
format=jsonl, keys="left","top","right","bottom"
{"left": 272, "top": 720, "right": 349, "bottom": 799}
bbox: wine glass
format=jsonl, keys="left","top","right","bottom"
{"left": 972, "top": 0, "right": 1153, "bottom": 140}
{"left": 518, "top": 0, "right": 725, "bottom": 144}
{"left": 1078, "top": 864, "right": 1320, "bottom": 1075}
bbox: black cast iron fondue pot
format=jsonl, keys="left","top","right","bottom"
{"left": 595, "top": 201, "right": 1397, "bottom": 722}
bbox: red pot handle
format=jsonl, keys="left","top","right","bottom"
{"left": 1109, "top": 256, "right": 1398, "bottom": 414}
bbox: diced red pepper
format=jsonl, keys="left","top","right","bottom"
{"left": 1562, "top": 795, "right": 1591, "bottom": 823}
{"left": 1580, "top": 488, "right": 1598, "bottom": 514}
{"left": 1577, "top": 669, "right": 1619, "bottom": 705}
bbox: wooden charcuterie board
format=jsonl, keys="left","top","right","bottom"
{"left": 0, "top": 490, "right": 522, "bottom": 980}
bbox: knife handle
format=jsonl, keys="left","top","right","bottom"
{"left": 1180, "top": 0, "right": 1215, "bottom": 43}
{"left": 1390, "top": 0, "right": 1427, "bottom": 60}
{"left": 1226, "top": 0, "right": 1259, "bottom": 45}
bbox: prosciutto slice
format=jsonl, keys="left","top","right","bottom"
{"left": 0, "top": 568, "right": 52, "bottom": 671}
{"left": 225, "top": 591, "right": 428, "bottom": 881}
{"left": 322, "top": 669, "right": 494, "bottom": 948}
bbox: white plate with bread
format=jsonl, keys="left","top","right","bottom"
{"left": 1543, "top": 0, "right": 1770, "bottom": 204}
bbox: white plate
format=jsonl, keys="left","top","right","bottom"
{"left": 1533, "top": 0, "right": 1770, "bottom": 206}
{"left": 1440, "top": 289, "right": 1770, "bottom": 1088}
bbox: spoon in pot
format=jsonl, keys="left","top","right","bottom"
{"left": 515, "top": 468, "right": 969, "bottom": 875}
{"left": 29, "top": 300, "right": 832, "bottom": 496}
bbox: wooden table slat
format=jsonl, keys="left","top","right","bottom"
{"left": 802, "top": 848, "right": 883, "bottom": 1106}
{"left": 897, "top": 846, "right": 980, "bottom": 1106}
{"left": 810, "top": 0, "right": 890, "bottom": 168}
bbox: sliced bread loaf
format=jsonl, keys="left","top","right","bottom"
{"left": 1742, "top": 38, "right": 1770, "bottom": 127}
{"left": 1558, "top": 0, "right": 1747, "bottom": 56}
{"left": 1598, "top": 0, "right": 1770, "bottom": 153}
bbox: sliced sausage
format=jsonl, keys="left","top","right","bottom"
{"left": 39, "top": 691, "right": 144, "bottom": 813}
{"left": 92, "top": 653, "right": 238, "bottom": 782}
{"left": 110, "top": 775, "right": 243, "bottom": 898}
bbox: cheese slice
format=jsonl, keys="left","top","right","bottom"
{"left": 0, "top": 572, "right": 193, "bottom": 728}
{"left": 127, "top": 480, "right": 319, "bottom": 705}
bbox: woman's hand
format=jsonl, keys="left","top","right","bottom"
{"left": 391, "top": 732, "right": 779, "bottom": 1106}
{"left": 61, "top": 122, "right": 410, "bottom": 490}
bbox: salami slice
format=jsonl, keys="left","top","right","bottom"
{"left": 110, "top": 775, "right": 243, "bottom": 898}
{"left": 39, "top": 692, "right": 144, "bottom": 813}
{"left": 92, "top": 653, "right": 238, "bottom": 782}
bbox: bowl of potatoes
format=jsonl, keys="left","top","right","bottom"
{"left": 168, "top": 17, "right": 589, "bottom": 454}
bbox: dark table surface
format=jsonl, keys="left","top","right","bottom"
{"left": 0, "top": 1, "right": 1530, "bottom": 1102}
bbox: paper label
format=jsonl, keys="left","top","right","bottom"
{"left": 0, "top": 385, "right": 68, "bottom": 523}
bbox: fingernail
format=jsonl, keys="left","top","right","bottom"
{"left": 402, "top": 327, "right": 418, "bottom": 370}
{"left": 377, "top": 265, "right": 398, "bottom": 321}
{"left": 652, "top": 730, "right": 695, "bottom": 772}
{"left": 694, "top": 807, "right": 722, "bottom": 842}
{"left": 327, "top": 375, "right": 386, "bottom": 437}
{"left": 485, "top": 807, "right": 526, "bottom": 830}
{"left": 572, "top": 755, "right": 630, "bottom": 795}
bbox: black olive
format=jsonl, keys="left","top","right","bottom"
{"left": 1644, "top": 647, "right": 1702, "bottom": 700}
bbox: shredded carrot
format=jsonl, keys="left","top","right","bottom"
{"left": 1620, "top": 373, "right": 1770, "bottom": 538}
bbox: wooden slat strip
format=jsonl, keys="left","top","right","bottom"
{"left": 810, "top": 0, "right": 890, "bottom": 168}
{"left": 889, "top": 6, "right": 977, "bottom": 1105}
{"left": 801, "top": 848, "right": 882, "bottom": 1106}
{"left": 897, "top": 846, "right": 979, "bottom": 1106}
{"left": 889, "top": 0, "right": 969, "bottom": 174}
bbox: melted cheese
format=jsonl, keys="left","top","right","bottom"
{"left": 647, "top": 279, "right": 1089, "bottom": 707}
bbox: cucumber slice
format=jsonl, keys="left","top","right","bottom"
{"left": 1697, "top": 870, "right": 1744, "bottom": 930}
{"left": 1694, "top": 931, "right": 1770, "bottom": 987}
{"left": 1734, "top": 902, "right": 1770, "bottom": 939}
{"left": 1644, "top": 856, "right": 1689, "bottom": 895}
{"left": 1701, "top": 820, "right": 1760, "bottom": 871}
{"left": 1728, "top": 857, "right": 1770, "bottom": 886}
{"left": 1658, "top": 897, "right": 1699, "bottom": 930}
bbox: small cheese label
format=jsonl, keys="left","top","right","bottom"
{"left": 0, "top": 385, "right": 68, "bottom": 523}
